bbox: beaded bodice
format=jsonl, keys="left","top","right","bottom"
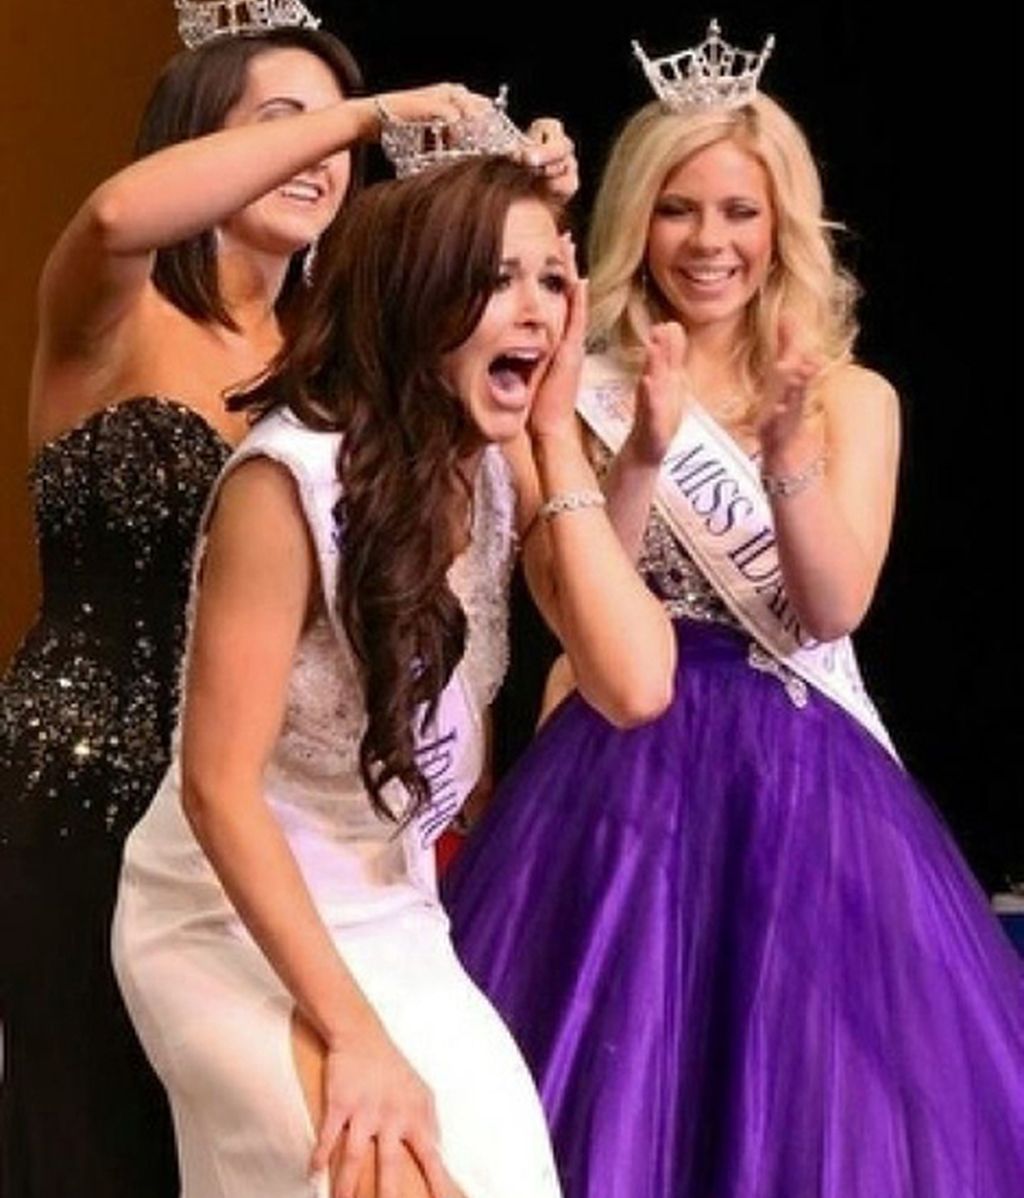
{"left": 638, "top": 509, "right": 738, "bottom": 628}
{"left": 0, "top": 398, "right": 230, "bottom": 846}
{"left": 588, "top": 437, "right": 738, "bottom": 628}
{"left": 254, "top": 432, "right": 517, "bottom": 836}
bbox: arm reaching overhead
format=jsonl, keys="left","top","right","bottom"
{"left": 39, "top": 83, "right": 490, "bottom": 357}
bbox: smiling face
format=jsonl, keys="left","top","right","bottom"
{"left": 645, "top": 138, "right": 774, "bottom": 337}
{"left": 443, "top": 199, "right": 569, "bottom": 445}
{"left": 219, "top": 47, "right": 349, "bottom": 257}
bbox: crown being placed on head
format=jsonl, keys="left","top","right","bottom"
{"left": 633, "top": 19, "right": 774, "bottom": 112}
{"left": 175, "top": 0, "right": 320, "bottom": 50}
{"left": 378, "top": 87, "right": 524, "bottom": 179}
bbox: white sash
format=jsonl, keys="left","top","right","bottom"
{"left": 578, "top": 356, "right": 898, "bottom": 760}
{"left": 224, "top": 409, "right": 484, "bottom": 892}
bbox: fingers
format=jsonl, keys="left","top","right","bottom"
{"left": 406, "top": 1125, "right": 461, "bottom": 1198}
{"left": 311, "top": 1100, "right": 349, "bottom": 1175}
{"left": 444, "top": 83, "right": 490, "bottom": 120}
{"left": 773, "top": 314, "right": 819, "bottom": 383}
{"left": 559, "top": 276, "right": 588, "bottom": 366}
{"left": 522, "top": 117, "right": 579, "bottom": 198}
{"left": 332, "top": 1116, "right": 373, "bottom": 1198}
{"left": 379, "top": 83, "right": 490, "bottom": 126}
{"left": 646, "top": 321, "right": 687, "bottom": 370}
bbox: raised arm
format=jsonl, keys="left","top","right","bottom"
{"left": 180, "top": 457, "right": 457, "bottom": 1197}
{"left": 39, "top": 84, "right": 486, "bottom": 356}
{"left": 508, "top": 279, "right": 676, "bottom": 728}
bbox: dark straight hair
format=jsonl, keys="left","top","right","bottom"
{"left": 134, "top": 28, "right": 364, "bottom": 330}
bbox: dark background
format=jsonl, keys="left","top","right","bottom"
{"left": 319, "top": 1, "right": 1019, "bottom": 890}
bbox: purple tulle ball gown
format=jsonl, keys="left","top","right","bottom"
{"left": 443, "top": 509, "right": 1024, "bottom": 1198}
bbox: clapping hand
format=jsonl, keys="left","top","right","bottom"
{"left": 757, "top": 317, "right": 823, "bottom": 463}
{"left": 628, "top": 322, "right": 691, "bottom": 466}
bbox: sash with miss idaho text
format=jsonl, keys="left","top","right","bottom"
{"left": 577, "top": 355, "right": 897, "bottom": 760}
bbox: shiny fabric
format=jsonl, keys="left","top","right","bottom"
{"left": 0, "top": 398, "right": 230, "bottom": 1197}
{"left": 445, "top": 618, "right": 1024, "bottom": 1198}
{"left": 115, "top": 411, "right": 560, "bottom": 1198}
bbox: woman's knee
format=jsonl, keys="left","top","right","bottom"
{"left": 290, "top": 1011, "right": 457, "bottom": 1198}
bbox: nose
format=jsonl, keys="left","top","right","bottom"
{"left": 514, "top": 276, "right": 546, "bottom": 325}
{"left": 690, "top": 210, "right": 726, "bottom": 254}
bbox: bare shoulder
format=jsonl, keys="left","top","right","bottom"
{"left": 817, "top": 364, "right": 901, "bottom": 478}
{"left": 209, "top": 456, "right": 310, "bottom": 561}
{"left": 821, "top": 363, "right": 899, "bottom": 420}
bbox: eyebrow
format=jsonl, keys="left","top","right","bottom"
{"left": 499, "top": 255, "right": 567, "bottom": 268}
{"left": 658, "top": 191, "right": 763, "bottom": 203}
{"left": 256, "top": 96, "right": 306, "bottom": 114}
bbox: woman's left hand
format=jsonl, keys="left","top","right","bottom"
{"left": 521, "top": 118, "right": 579, "bottom": 199}
{"left": 758, "top": 317, "right": 824, "bottom": 466}
{"left": 528, "top": 237, "right": 586, "bottom": 441}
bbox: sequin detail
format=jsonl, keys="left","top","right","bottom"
{"left": 747, "top": 642, "right": 809, "bottom": 708}
{"left": 588, "top": 437, "right": 738, "bottom": 629}
{"left": 252, "top": 443, "right": 517, "bottom": 836}
{"left": 589, "top": 435, "right": 813, "bottom": 703}
{"left": 639, "top": 509, "right": 740, "bottom": 628}
{"left": 0, "top": 398, "right": 231, "bottom": 846}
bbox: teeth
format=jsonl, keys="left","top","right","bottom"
{"left": 281, "top": 182, "right": 322, "bottom": 201}
{"left": 681, "top": 266, "right": 736, "bottom": 282}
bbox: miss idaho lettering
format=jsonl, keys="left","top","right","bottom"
{"left": 577, "top": 356, "right": 897, "bottom": 759}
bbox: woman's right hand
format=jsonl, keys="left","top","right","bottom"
{"left": 312, "top": 1018, "right": 458, "bottom": 1198}
{"left": 627, "top": 321, "right": 690, "bottom": 466}
{"left": 370, "top": 83, "right": 492, "bottom": 128}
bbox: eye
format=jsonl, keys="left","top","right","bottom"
{"left": 541, "top": 271, "right": 568, "bottom": 295}
{"left": 724, "top": 201, "right": 762, "bottom": 221}
{"left": 493, "top": 270, "right": 514, "bottom": 292}
{"left": 653, "top": 196, "right": 697, "bottom": 218}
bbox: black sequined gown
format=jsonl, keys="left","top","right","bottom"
{"left": 0, "top": 398, "right": 230, "bottom": 1197}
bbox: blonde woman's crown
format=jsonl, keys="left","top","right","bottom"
{"left": 633, "top": 19, "right": 774, "bottom": 112}
{"left": 175, "top": 0, "right": 321, "bottom": 50}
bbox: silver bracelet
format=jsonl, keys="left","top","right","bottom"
{"left": 761, "top": 453, "right": 827, "bottom": 499}
{"left": 537, "top": 490, "right": 606, "bottom": 521}
{"left": 372, "top": 95, "right": 397, "bottom": 134}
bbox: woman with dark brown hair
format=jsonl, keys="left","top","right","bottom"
{"left": 112, "top": 154, "right": 676, "bottom": 1198}
{"left": 0, "top": 18, "right": 517, "bottom": 1196}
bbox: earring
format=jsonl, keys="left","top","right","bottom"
{"left": 302, "top": 240, "right": 319, "bottom": 288}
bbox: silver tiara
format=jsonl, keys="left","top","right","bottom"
{"left": 378, "top": 86, "right": 524, "bottom": 179}
{"left": 633, "top": 19, "right": 774, "bottom": 112}
{"left": 175, "top": 1, "right": 321, "bottom": 51}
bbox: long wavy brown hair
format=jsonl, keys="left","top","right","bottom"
{"left": 236, "top": 157, "right": 562, "bottom": 820}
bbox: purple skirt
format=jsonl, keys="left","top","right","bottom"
{"left": 444, "top": 619, "right": 1024, "bottom": 1198}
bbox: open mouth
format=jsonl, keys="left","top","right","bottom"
{"left": 279, "top": 179, "right": 325, "bottom": 204}
{"left": 487, "top": 350, "right": 544, "bottom": 406}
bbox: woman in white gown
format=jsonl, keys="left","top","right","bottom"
{"left": 113, "top": 155, "right": 679, "bottom": 1197}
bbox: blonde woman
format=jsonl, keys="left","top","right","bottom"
{"left": 445, "top": 77, "right": 1024, "bottom": 1198}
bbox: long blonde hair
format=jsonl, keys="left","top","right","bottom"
{"left": 588, "top": 96, "right": 858, "bottom": 422}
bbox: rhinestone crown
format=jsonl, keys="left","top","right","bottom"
{"left": 379, "top": 87, "right": 524, "bottom": 179}
{"left": 633, "top": 19, "right": 774, "bottom": 112}
{"left": 175, "top": 0, "right": 320, "bottom": 50}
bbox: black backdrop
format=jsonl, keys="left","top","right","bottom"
{"left": 317, "top": 1, "right": 1020, "bottom": 891}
